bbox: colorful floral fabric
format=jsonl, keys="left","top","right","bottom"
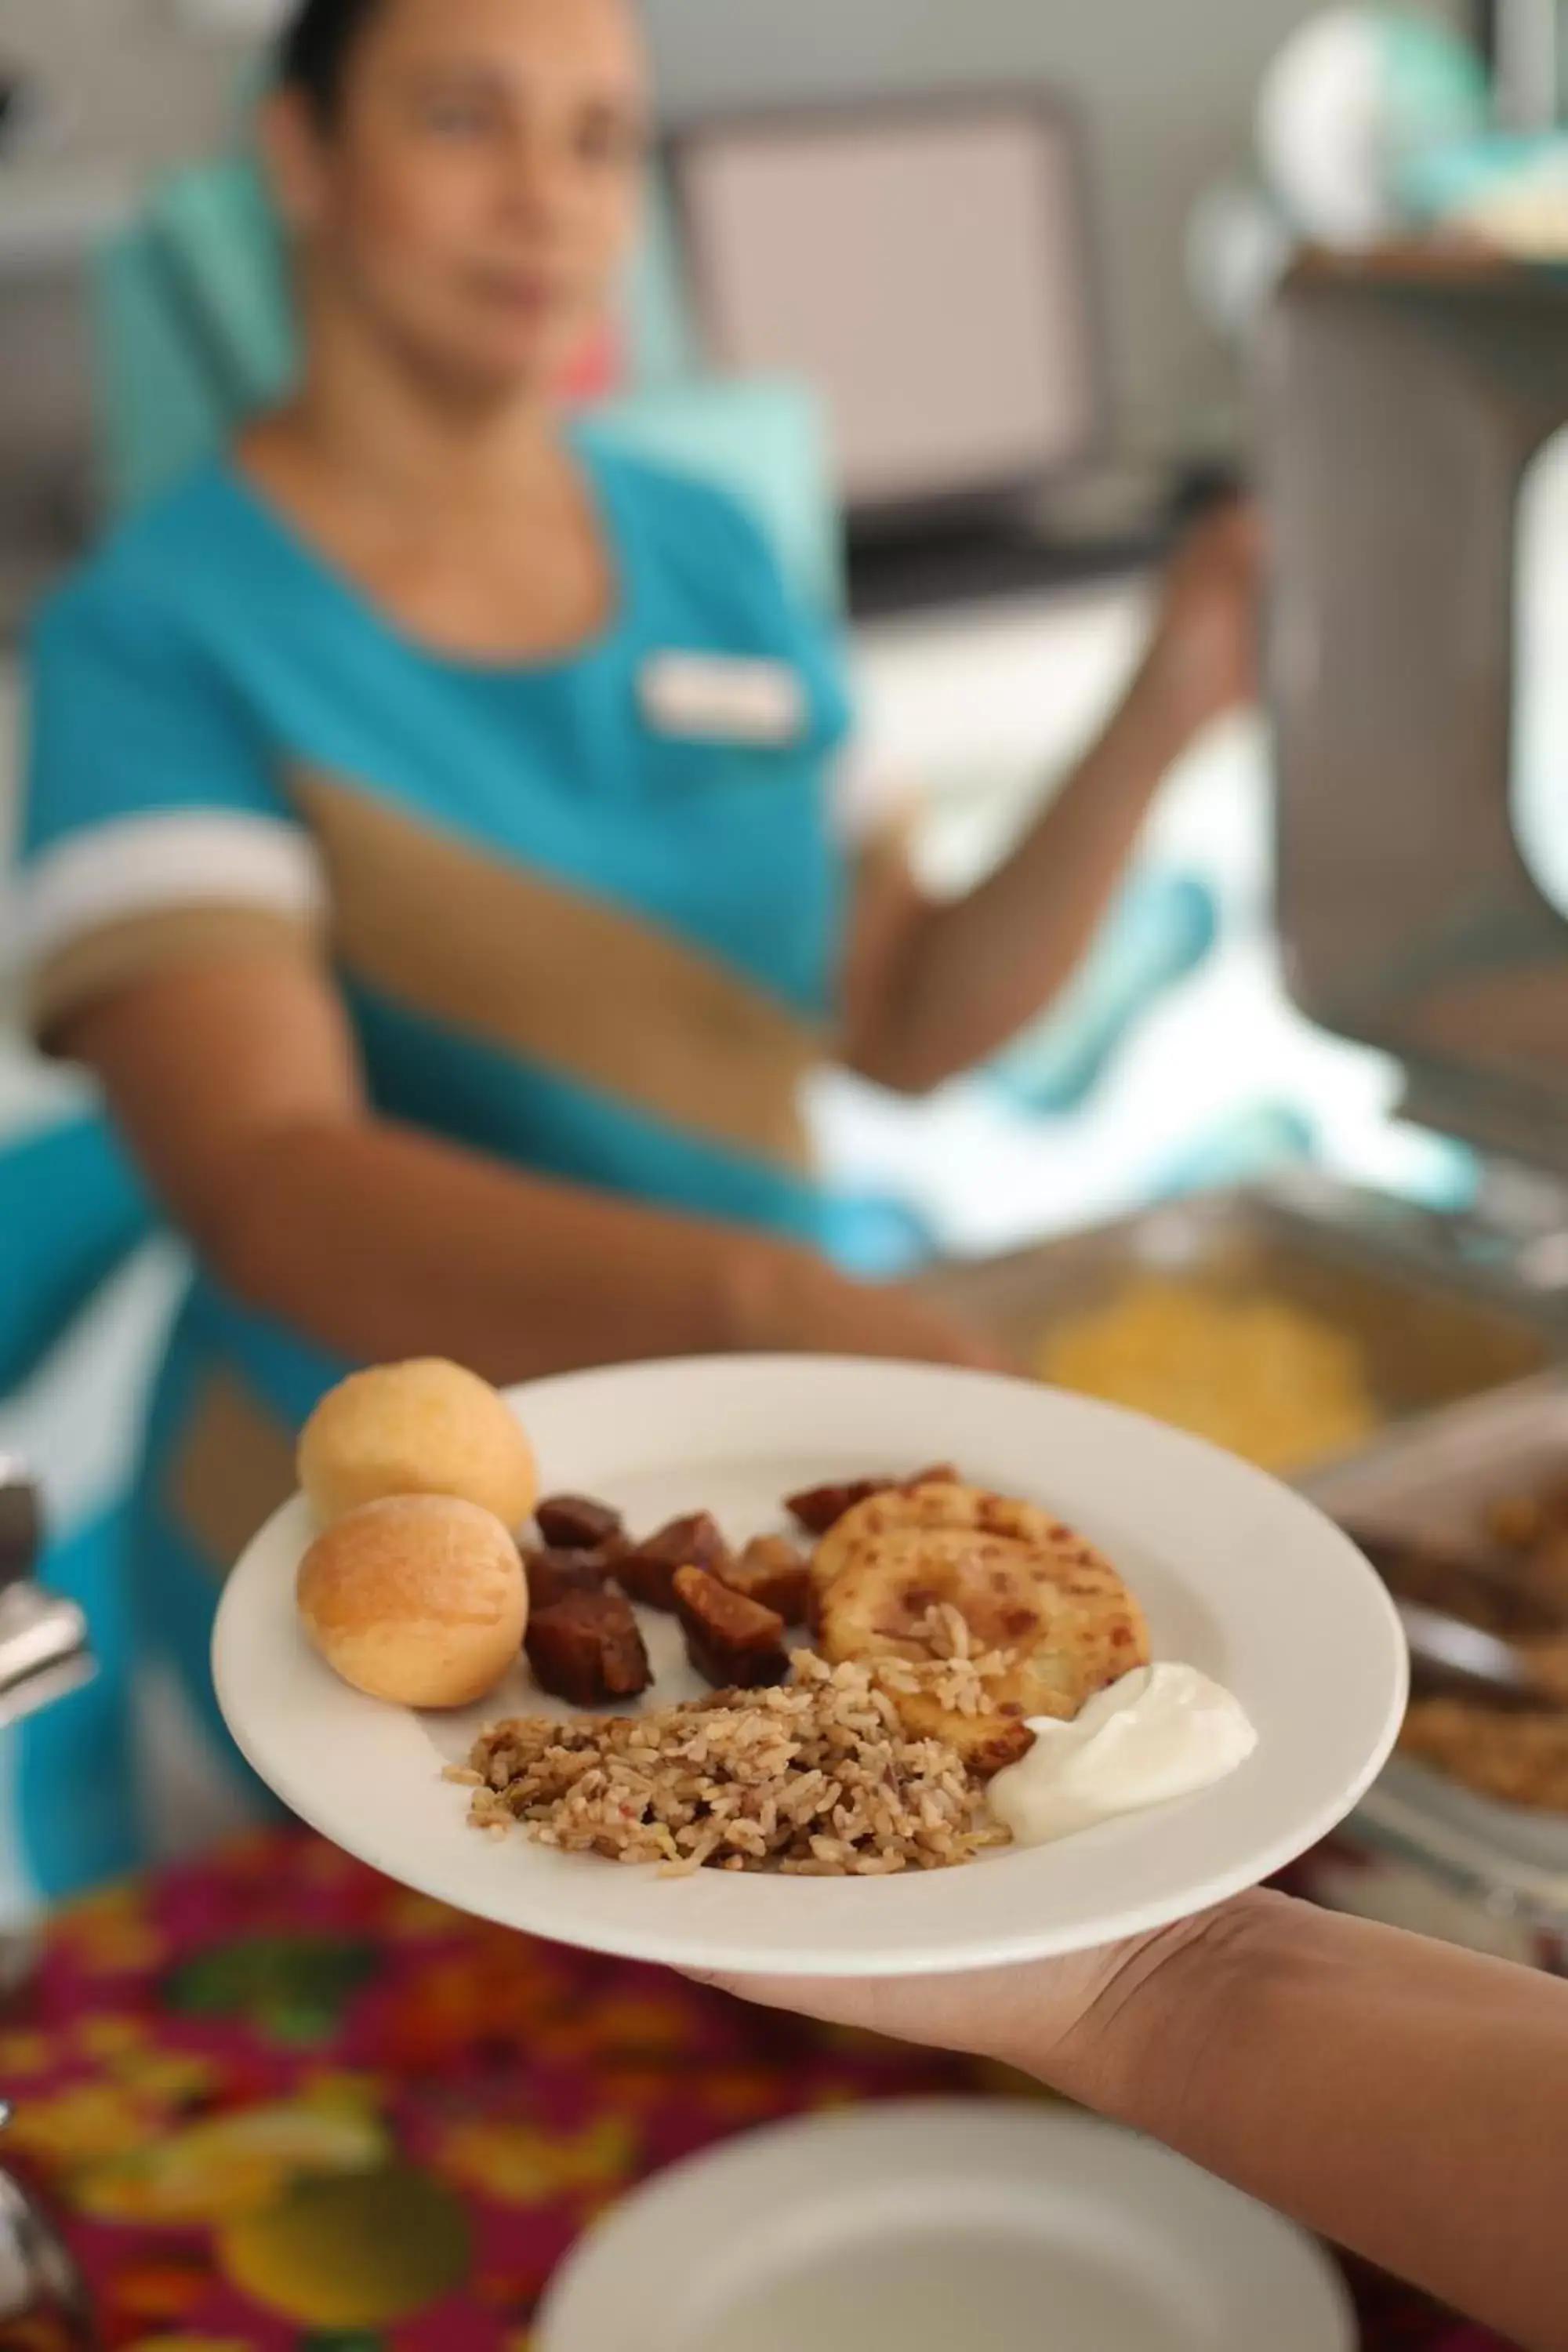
{"left": 0, "top": 1830, "right": 1520, "bottom": 2350}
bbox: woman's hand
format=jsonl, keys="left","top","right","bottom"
{"left": 689, "top": 1906, "right": 1235, "bottom": 2096}
{"left": 1138, "top": 497, "right": 1261, "bottom": 746}
{"left": 728, "top": 1242, "right": 1011, "bottom": 1374}
{"left": 65, "top": 956, "right": 1007, "bottom": 1387}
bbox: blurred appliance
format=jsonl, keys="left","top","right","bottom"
{"left": 670, "top": 96, "right": 1101, "bottom": 521}
{"left": 1257, "top": 9, "right": 1490, "bottom": 250}
{"left": 916, "top": 254, "right": 1568, "bottom": 1963}
{"left": 172, "top": 0, "right": 290, "bottom": 29}
{"left": 1163, "top": 254, "right": 1568, "bottom": 1958}
{"left": 0, "top": 1468, "right": 93, "bottom": 1751}
{"left": 668, "top": 96, "right": 1184, "bottom": 613}
{"left": 0, "top": 172, "right": 111, "bottom": 637}
{"left": 1260, "top": 252, "right": 1568, "bottom": 1178}
{"left": 0, "top": 61, "right": 74, "bottom": 167}
{"left": 1485, "top": 0, "right": 1566, "bottom": 129}
{"left": 0, "top": 2111, "right": 93, "bottom": 2350}
{"left": 0, "top": 68, "right": 40, "bottom": 162}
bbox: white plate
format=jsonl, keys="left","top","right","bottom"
{"left": 213, "top": 1356, "right": 1406, "bottom": 1978}
{"left": 535, "top": 2102, "right": 1358, "bottom": 2352}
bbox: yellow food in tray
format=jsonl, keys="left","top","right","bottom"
{"left": 1036, "top": 1278, "right": 1378, "bottom": 1475}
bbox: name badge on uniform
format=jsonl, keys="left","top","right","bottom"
{"left": 639, "top": 653, "right": 808, "bottom": 748}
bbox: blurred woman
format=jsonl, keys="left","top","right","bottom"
{"left": 17, "top": 0, "right": 1252, "bottom": 1821}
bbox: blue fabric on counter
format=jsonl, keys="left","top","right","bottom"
{"left": 1149, "top": 1105, "right": 1318, "bottom": 1200}
{"left": 986, "top": 870, "right": 1220, "bottom": 1120}
{"left": 14, "top": 1507, "right": 142, "bottom": 1900}
{"left": 0, "top": 1116, "right": 154, "bottom": 1904}
{"left": 0, "top": 1115, "right": 156, "bottom": 1399}
{"left": 819, "top": 1192, "right": 942, "bottom": 1281}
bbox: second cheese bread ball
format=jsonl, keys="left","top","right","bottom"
{"left": 299, "top": 1494, "right": 527, "bottom": 1708}
{"left": 299, "top": 1359, "right": 539, "bottom": 1530}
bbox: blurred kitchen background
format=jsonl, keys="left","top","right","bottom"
{"left": 8, "top": 0, "right": 1568, "bottom": 1943}
{"left": 0, "top": 1, "right": 1515, "bottom": 1498}
{"left": 11, "top": 15, "right": 1568, "bottom": 2342}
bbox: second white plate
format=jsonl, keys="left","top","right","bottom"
{"left": 535, "top": 2102, "right": 1358, "bottom": 2352}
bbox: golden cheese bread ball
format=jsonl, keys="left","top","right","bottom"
{"left": 299, "top": 1359, "right": 539, "bottom": 1530}
{"left": 298, "top": 1494, "right": 528, "bottom": 1708}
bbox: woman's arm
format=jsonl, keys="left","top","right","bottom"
{"left": 1081, "top": 1896, "right": 1568, "bottom": 2351}
{"left": 63, "top": 950, "right": 1000, "bottom": 1382}
{"left": 707, "top": 1893, "right": 1568, "bottom": 2352}
{"left": 842, "top": 504, "right": 1258, "bottom": 1096}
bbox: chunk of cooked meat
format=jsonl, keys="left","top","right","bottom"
{"left": 524, "top": 1544, "right": 621, "bottom": 1614}
{"left": 673, "top": 1566, "right": 789, "bottom": 1690}
{"left": 719, "top": 1536, "right": 812, "bottom": 1627}
{"left": 785, "top": 1465, "right": 961, "bottom": 1537}
{"left": 525, "top": 1589, "right": 652, "bottom": 1708}
{"left": 619, "top": 1512, "right": 731, "bottom": 1612}
{"left": 786, "top": 1480, "right": 884, "bottom": 1538}
{"left": 535, "top": 1494, "right": 626, "bottom": 1552}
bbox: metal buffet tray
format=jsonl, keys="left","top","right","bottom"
{"left": 1305, "top": 1377, "right": 1568, "bottom": 1937}
{"left": 922, "top": 1171, "right": 1558, "bottom": 1441}
{"left": 927, "top": 1175, "right": 1568, "bottom": 1939}
{"left": 1260, "top": 257, "right": 1568, "bottom": 1178}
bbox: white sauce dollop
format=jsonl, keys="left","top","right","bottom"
{"left": 987, "top": 1664, "right": 1258, "bottom": 1848}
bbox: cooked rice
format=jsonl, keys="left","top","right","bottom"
{"left": 873, "top": 1602, "right": 1018, "bottom": 1718}
{"left": 463, "top": 1650, "right": 1014, "bottom": 1875}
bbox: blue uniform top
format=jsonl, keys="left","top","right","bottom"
{"left": 17, "top": 437, "right": 853, "bottom": 1810}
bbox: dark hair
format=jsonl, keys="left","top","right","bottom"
{"left": 277, "top": 0, "right": 387, "bottom": 124}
